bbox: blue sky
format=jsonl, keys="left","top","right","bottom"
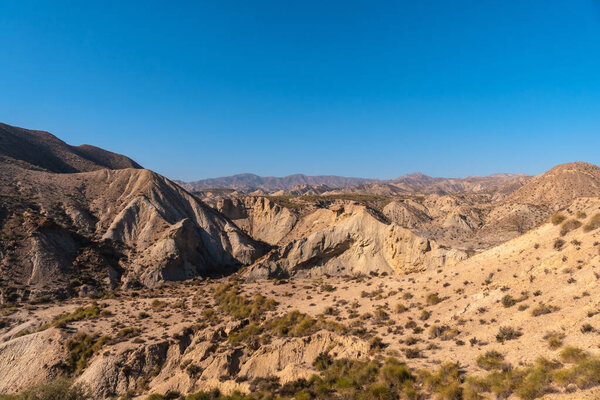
{"left": 1, "top": 1, "right": 599, "bottom": 181}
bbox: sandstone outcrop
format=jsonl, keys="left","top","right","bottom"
{"left": 245, "top": 204, "right": 467, "bottom": 279}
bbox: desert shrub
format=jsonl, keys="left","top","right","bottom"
{"left": 394, "top": 303, "right": 407, "bottom": 313}
{"left": 321, "top": 284, "right": 336, "bottom": 292}
{"left": 477, "top": 351, "right": 505, "bottom": 371}
{"left": 150, "top": 299, "right": 167, "bottom": 311}
{"left": 543, "top": 331, "right": 565, "bottom": 349}
{"left": 496, "top": 326, "right": 522, "bottom": 343}
{"left": 264, "top": 310, "right": 345, "bottom": 337}
{"left": 560, "top": 219, "right": 582, "bottom": 236}
{"left": 214, "top": 283, "right": 277, "bottom": 319}
{"left": 63, "top": 332, "right": 109, "bottom": 375}
{"left": 530, "top": 303, "right": 559, "bottom": 317}
{"left": 553, "top": 356, "right": 600, "bottom": 389}
{"left": 403, "top": 347, "right": 422, "bottom": 359}
{"left": 374, "top": 308, "right": 389, "bottom": 322}
{"left": 41, "top": 303, "right": 103, "bottom": 330}
{"left": 429, "top": 325, "right": 459, "bottom": 341}
{"left": 1, "top": 378, "right": 92, "bottom": 400}
{"left": 501, "top": 293, "right": 528, "bottom": 308}
{"left": 185, "top": 363, "right": 202, "bottom": 377}
{"left": 501, "top": 295, "right": 517, "bottom": 308}
{"left": 184, "top": 389, "right": 221, "bottom": 400}
{"left": 379, "top": 357, "right": 413, "bottom": 388}
{"left": 321, "top": 358, "right": 379, "bottom": 390}
{"left": 551, "top": 213, "right": 566, "bottom": 225}
{"left": 421, "top": 363, "right": 462, "bottom": 399}
{"left": 583, "top": 213, "right": 600, "bottom": 232}
{"left": 118, "top": 327, "right": 141, "bottom": 338}
{"left": 227, "top": 323, "right": 261, "bottom": 344}
{"left": 426, "top": 293, "right": 442, "bottom": 306}
{"left": 553, "top": 238, "right": 565, "bottom": 250}
{"left": 369, "top": 336, "right": 386, "bottom": 352}
{"left": 138, "top": 311, "right": 150, "bottom": 319}
{"left": 313, "top": 353, "right": 333, "bottom": 371}
{"left": 150, "top": 350, "right": 600, "bottom": 400}
{"left": 559, "top": 346, "right": 589, "bottom": 363}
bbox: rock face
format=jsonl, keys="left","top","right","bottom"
{"left": 73, "top": 329, "right": 371, "bottom": 398}
{"left": 0, "top": 328, "right": 66, "bottom": 393}
{"left": 77, "top": 341, "right": 170, "bottom": 397}
{"left": 245, "top": 204, "right": 467, "bottom": 279}
{"left": 382, "top": 200, "right": 432, "bottom": 228}
{"left": 216, "top": 197, "right": 298, "bottom": 245}
{"left": 236, "top": 331, "right": 370, "bottom": 381}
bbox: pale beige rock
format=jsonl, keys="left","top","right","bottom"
{"left": 246, "top": 204, "right": 467, "bottom": 278}
{"left": 0, "top": 328, "right": 65, "bottom": 393}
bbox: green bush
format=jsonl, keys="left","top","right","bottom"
{"left": 214, "top": 283, "right": 277, "bottom": 319}
{"left": 63, "top": 332, "right": 109, "bottom": 375}
{"left": 559, "top": 346, "right": 589, "bottom": 363}
{"left": 39, "top": 303, "right": 103, "bottom": 331}
{"left": 476, "top": 350, "right": 505, "bottom": 371}
{"left": 0, "top": 378, "right": 92, "bottom": 400}
{"left": 264, "top": 310, "right": 345, "bottom": 337}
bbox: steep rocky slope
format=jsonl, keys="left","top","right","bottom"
{"left": 506, "top": 162, "right": 600, "bottom": 207}
{"left": 0, "top": 125, "right": 266, "bottom": 302}
{"left": 0, "top": 123, "right": 141, "bottom": 173}
{"left": 0, "top": 165, "right": 265, "bottom": 300}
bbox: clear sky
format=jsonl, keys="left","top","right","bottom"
{"left": 1, "top": 1, "right": 600, "bottom": 181}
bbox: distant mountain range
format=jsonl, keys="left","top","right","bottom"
{"left": 177, "top": 173, "right": 378, "bottom": 191}
{"left": 178, "top": 171, "right": 529, "bottom": 194}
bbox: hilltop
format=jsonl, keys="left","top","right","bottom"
{"left": 0, "top": 123, "right": 141, "bottom": 173}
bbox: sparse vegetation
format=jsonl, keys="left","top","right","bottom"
{"left": 560, "top": 219, "right": 582, "bottom": 236}
{"left": 530, "top": 303, "right": 559, "bottom": 317}
{"left": 583, "top": 213, "right": 600, "bottom": 232}
{"left": 214, "top": 282, "right": 277, "bottom": 319}
{"left": 553, "top": 238, "right": 565, "bottom": 250}
{"left": 425, "top": 292, "right": 443, "bottom": 305}
{"left": 551, "top": 213, "right": 566, "bottom": 225}
{"left": 0, "top": 378, "right": 92, "bottom": 400}
{"left": 63, "top": 333, "right": 110, "bottom": 375}
{"left": 476, "top": 350, "right": 505, "bottom": 371}
{"left": 543, "top": 331, "right": 565, "bottom": 349}
{"left": 496, "top": 326, "right": 522, "bottom": 343}
{"left": 40, "top": 303, "right": 103, "bottom": 330}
